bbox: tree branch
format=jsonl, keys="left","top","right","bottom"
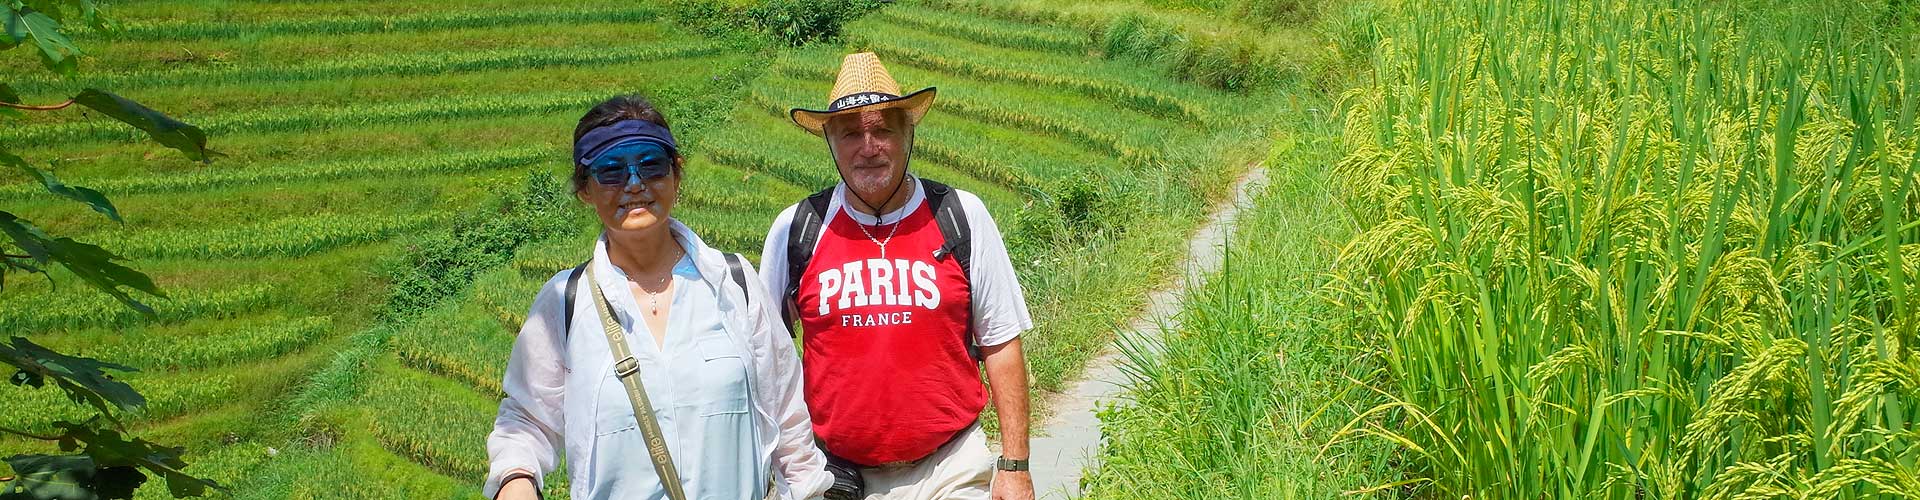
{"left": 0, "top": 426, "right": 64, "bottom": 441}
{"left": 2, "top": 253, "right": 31, "bottom": 259}
{"left": 0, "top": 99, "right": 78, "bottom": 111}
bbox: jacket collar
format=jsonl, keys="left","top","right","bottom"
{"left": 591, "top": 219, "right": 734, "bottom": 313}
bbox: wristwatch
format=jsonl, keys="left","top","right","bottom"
{"left": 996, "top": 456, "right": 1029, "bottom": 472}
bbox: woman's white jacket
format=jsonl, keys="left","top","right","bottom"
{"left": 484, "top": 220, "right": 832, "bottom": 499}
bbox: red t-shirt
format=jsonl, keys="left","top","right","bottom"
{"left": 795, "top": 202, "right": 983, "bottom": 466}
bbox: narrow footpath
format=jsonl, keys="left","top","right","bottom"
{"left": 1028, "top": 164, "right": 1271, "bottom": 498}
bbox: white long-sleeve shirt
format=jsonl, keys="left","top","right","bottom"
{"left": 485, "top": 221, "right": 832, "bottom": 500}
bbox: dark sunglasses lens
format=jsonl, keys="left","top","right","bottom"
{"left": 591, "top": 163, "right": 671, "bottom": 186}
{"left": 592, "top": 166, "right": 628, "bottom": 185}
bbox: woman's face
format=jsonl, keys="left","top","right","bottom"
{"left": 577, "top": 141, "right": 680, "bottom": 236}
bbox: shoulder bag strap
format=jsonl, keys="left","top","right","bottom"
{"left": 584, "top": 270, "right": 688, "bottom": 500}
{"left": 724, "top": 253, "right": 751, "bottom": 307}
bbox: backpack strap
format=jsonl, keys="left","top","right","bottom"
{"left": 724, "top": 252, "right": 750, "bottom": 307}
{"left": 919, "top": 178, "right": 981, "bottom": 362}
{"left": 781, "top": 187, "right": 835, "bottom": 335}
{"left": 563, "top": 261, "right": 588, "bottom": 337}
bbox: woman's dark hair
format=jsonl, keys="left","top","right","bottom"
{"left": 572, "top": 94, "right": 682, "bottom": 192}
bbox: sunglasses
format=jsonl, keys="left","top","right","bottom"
{"left": 590, "top": 161, "right": 673, "bottom": 187}
{"left": 586, "top": 141, "right": 675, "bottom": 186}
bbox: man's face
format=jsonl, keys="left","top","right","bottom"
{"left": 825, "top": 110, "right": 912, "bottom": 206}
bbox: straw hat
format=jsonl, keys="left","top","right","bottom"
{"left": 789, "top": 52, "right": 937, "bottom": 136}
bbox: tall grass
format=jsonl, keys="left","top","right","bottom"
{"left": 1328, "top": 0, "right": 1920, "bottom": 496}
{"left": 1086, "top": 110, "right": 1401, "bottom": 498}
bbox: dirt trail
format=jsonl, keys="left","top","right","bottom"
{"left": 1028, "top": 164, "right": 1270, "bottom": 498}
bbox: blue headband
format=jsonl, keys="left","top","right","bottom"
{"left": 574, "top": 119, "right": 678, "bottom": 166}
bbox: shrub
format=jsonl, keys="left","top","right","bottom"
{"left": 381, "top": 172, "right": 575, "bottom": 318}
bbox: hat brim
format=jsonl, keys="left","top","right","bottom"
{"left": 790, "top": 87, "right": 937, "bottom": 136}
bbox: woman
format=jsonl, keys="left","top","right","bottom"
{"left": 485, "top": 95, "right": 832, "bottom": 500}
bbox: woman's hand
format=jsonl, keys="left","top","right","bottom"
{"left": 495, "top": 475, "right": 540, "bottom": 500}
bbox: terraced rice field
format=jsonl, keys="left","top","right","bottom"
{"left": 2, "top": 0, "right": 1277, "bottom": 497}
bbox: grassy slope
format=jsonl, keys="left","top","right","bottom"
{"left": 0, "top": 1, "right": 704, "bottom": 496}
{"left": 291, "top": 0, "right": 1274, "bottom": 496}
{"left": 1071, "top": 0, "right": 1410, "bottom": 496}
{"left": 4, "top": 0, "right": 1278, "bottom": 497}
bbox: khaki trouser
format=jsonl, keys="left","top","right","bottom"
{"left": 860, "top": 424, "right": 994, "bottom": 500}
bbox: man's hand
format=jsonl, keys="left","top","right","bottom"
{"left": 993, "top": 469, "right": 1035, "bottom": 500}
{"left": 983, "top": 338, "right": 1033, "bottom": 500}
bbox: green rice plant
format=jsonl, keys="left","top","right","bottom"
{"left": 63, "top": 4, "right": 660, "bottom": 42}
{"left": 1, "top": 56, "right": 741, "bottom": 147}
{"left": 675, "top": 205, "right": 796, "bottom": 254}
{"left": 911, "top": 0, "right": 1080, "bottom": 28}
{"left": 89, "top": 212, "right": 447, "bottom": 259}
{"left": 6, "top": 41, "right": 726, "bottom": 95}
{"left": 0, "top": 146, "right": 553, "bottom": 199}
{"left": 391, "top": 291, "right": 517, "bottom": 396}
{"left": 913, "top": 0, "right": 1303, "bottom": 93}
{"left": 1084, "top": 107, "right": 1401, "bottom": 497}
{"left": 0, "top": 284, "right": 277, "bottom": 333}
{"left": 699, "top": 115, "right": 844, "bottom": 189}
{"left": 46, "top": 14, "right": 681, "bottom": 79}
{"left": 678, "top": 158, "right": 813, "bottom": 213}
{"left": 512, "top": 232, "right": 600, "bottom": 280}
{"left": 469, "top": 265, "right": 548, "bottom": 333}
{"left": 845, "top": 24, "right": 1212, "bottom": 125}
{"left": 0, "top": 343, "right": 324, "bottom": 437}
{"left": 0, "top": 90, "right": 605, "bottom": 147}
{"left": 359, "top": 360, "right": 498, "bottom": 480}
{"left": 228, "top": 432, "right": 477, "bottom": 499}
{"left": 1325, "top": 0, "right": 1920, "bottom": 497}
{"left": 76, "top": 315, "right": 333, "bottom": 371}
{"left": 872, "top": 3, "right": 1091, "bottom": 56}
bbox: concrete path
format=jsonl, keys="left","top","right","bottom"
{"left": 1028, "top": 164, "right": 1270, "bottom": 498}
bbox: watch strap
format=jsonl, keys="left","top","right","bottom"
{"left": 996, "top": 456, "right": 1029, "bottom": 472}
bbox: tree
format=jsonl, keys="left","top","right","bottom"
{"left": 1, "top": 1, "right": 223, "bottom": 497}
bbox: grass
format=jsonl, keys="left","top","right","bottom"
{"left": 873, "top": 3, "right": 1092, "bottom": 56}
{"left": 7, "top": 41, "right": 728, "bottom": 107}
{"left": 1084, "top": 122, "right": 1400, "bottom": 497}
{"left": 4, "top": 1, "right": 1295, "bottom": 497}
{"left": 69, "top": 4, "right": 661, "bottom": 42}
{"left": 1320, "top": 0, "right": 1920, "bottom": 497}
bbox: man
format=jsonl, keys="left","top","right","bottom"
{"left": 760, "top": 52, "right": 1035, "bottom": 500}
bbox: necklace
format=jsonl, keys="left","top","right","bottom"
{"left": 853, "top": 207, "right": 902, "bottom": 259}
{"left": 631, "top": 246, "right": 683, "bottom": 316}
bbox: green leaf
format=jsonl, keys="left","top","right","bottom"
{"left": 20, "top": 1, "right": 67, "bottom": 23}
{"left": 11, "top": 7, "right": 81, "bottom": 76}
{"left": 2, "top": 152, "right": 121, "bottom": 222}
{"left": 1, "top": 8, "right": 23, "bottom": 51}
{"left": 0, "top": 83, "right": 22, "bottom": 119}
{"left": 52, "top": 424, "right": 220, "bottom": 498}
{"left": 70, "top": 90, "right": 217, "bottom": 163}
{"left": 0, "top": 212, "right": 162, "bottom": 315}
{"left": 0, "top": 336, "right": 143, "bottom": 417}
{"left": 2, "top": 454, "right": 145, "bottom": 500}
